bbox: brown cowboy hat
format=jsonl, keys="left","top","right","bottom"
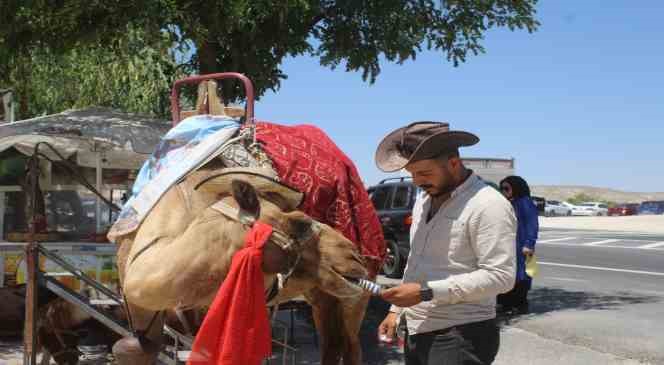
{"left": 195, "top": 167, "right": 304, "bottom": 211}
{"left": 375, "top": 121, "right": 479, "bottom": 172}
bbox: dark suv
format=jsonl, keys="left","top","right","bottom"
{"left": 367, "top": 177, "right": 419, "bottom": 278}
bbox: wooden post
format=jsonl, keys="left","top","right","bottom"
{"left": 0, "top": 191, "right": 5, "bottom": 241}
{"left": 23, "top": 242, "right": 39, "bottom": 365}
{"left": 24, "top": 148, "right": 40, "bottom": 365}
{"left": 177, "top": 80, "right": 245, "bottom": 121}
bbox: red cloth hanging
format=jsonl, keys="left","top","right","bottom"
{"left": 187, "top": 222, "right": 273, "bottom": 365}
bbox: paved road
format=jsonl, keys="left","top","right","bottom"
{"left": 2, "top": 228, "right": 662, "bottom": 364}
{"left": 274, "top": 228, "right": 664, "bottom": 364}
{"left": 505, "top": 228, "right": 664, "bottom": 364}
{"left": 536, "top": 228, "right": 664, "bottom": 293}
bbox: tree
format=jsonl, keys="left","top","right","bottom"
{"left": 6, "top": 27, "right": 186, "bottom": 118}
{"left": 567, "top": 193, "right": 595, "bottom": 205}
{"left": 567, "top": 193, "right": 616, "bottom": 207}
{"left": 1, "top": 0, "right": 539, "bottom": 118}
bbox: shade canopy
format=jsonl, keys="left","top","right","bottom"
{"left": 0, "top": 108, "right": 170, "bottom": 169}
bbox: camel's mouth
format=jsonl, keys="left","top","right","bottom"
{"left": 343, "top": 275, "right": 362, "bottom": 285}
{"left": 321, "top": 268, "right": 371, "bottom": 298}
{"left": 342, "top": 275, "right": 380, "bottom": 295}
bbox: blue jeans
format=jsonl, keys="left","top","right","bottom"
{"left": 404, "top": 319, "right": 500, "bottom": 365}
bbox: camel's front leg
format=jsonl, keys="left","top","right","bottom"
{"left": 307, "top": 288, "right": 369, "bottom": 365}
{"left": 340, "top": 294, "right": 370, "bottom": 365}
{"left": 112, "top": 303, "right": 164, "bottom": 365}
{"left": 114, "top": 235, "right": 166, "bottom": 365}
{"left": 308, "top": 289, "right": 344, "bottom": 365}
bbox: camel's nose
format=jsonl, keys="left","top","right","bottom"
{"left": 333, "top": 250, "right": 368, "bottom": 279}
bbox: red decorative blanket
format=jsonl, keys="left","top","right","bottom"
{"left": 253, "top": 122, "right": 385, "bottom": 276}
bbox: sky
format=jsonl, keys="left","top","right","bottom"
{"left": 255, "top": 1, "right": 664, "bottom": 192}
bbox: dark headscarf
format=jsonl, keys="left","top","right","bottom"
{"left": 500, "top": 175, "right": 531, "bottom": 199}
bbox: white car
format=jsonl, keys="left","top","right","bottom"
{"left": 561, "top": 201, "right": 583, "bottom": 215}
{"left": 545, "top": 200, "right": 572, "bottom": 216}
{"left": 573, "top": 202, "right": 609, "bottom": 216}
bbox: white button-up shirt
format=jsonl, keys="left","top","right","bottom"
{"left": 394, "top": 173, "right": 516, "bottom": 335}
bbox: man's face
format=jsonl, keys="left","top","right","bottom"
{"left": 405, "top": 157, "right": 457, "bottom": 197}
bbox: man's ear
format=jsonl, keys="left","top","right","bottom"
{"left": 231, "top": 180, "right": 260, "bottom": 219}
{"left": 448, "top": 155, "right": 462, "bottom": 169}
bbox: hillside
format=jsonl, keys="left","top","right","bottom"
{"left": 531, "top": 185, "right": 664, "bottom": 204}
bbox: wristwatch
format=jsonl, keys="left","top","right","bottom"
{"left": 420, "top": 285, "right": 434, "bottom": 302}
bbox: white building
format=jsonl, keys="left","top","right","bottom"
{"left": 463, "top": 157, "right": 515, "bottom": 186}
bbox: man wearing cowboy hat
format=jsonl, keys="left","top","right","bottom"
{"left": 376, "top": 122, "right": 516, "bottom": 365}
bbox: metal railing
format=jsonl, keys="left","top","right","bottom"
{"left": 22, "top": 242, "right": 303, "bottom": 365}
{"left": 22, "top": 242, "right": 189, "bottom": 364}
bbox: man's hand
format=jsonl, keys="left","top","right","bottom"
{"left": 523, "top": 247, "right": 534, "bottom": 256}
{"left": 378, "top": 312, "right": 398, "bottom": 343}
{"left": 381, "top": 283, "right": 423, "bottom": 307}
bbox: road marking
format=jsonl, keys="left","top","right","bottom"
{"left": 538, "top": 241, "right": 664, "bottom": 251}
{"left": 538, "top": 237, "right": 577, "bottom": 243}
{"left": 638, "top": 290, "right": 664, "bottom": 296}
{"left": 638, "top": 241, "right": 664, "bottom": 249}
{"left": 584, "top": 239, "right": 620, "bottom": 246}
{"left": 539, "top": 261, "right": 664, "bottom": 277}
{"left": 546, "top": 277, "right": 587, "bottom": 283}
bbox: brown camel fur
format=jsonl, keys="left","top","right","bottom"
{"left": 114, "top": 168, "right": 372, "bottom": 365}
{"left": 38, "top": 167, "right": 374, "bottom": 364}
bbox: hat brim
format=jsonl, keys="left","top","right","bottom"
{"left": 375, "top": 127, "right": 479, "bottom": 172}
{"left": 195, "top": 167, "right": 304, "bottom": 211}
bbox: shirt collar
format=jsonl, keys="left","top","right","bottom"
{"left": 418, "top": 171, "right": 480, "bottom": 214}
{"left": 450, "top": 170, "right": 479, "bottom": 199}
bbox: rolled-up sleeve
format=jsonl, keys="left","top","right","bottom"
{"left": 428, "top": 200, "right": 517, "bottom": 304}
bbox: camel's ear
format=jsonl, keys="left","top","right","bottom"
{"left": 232, "top": 180, "right": 261, "bottom": 219}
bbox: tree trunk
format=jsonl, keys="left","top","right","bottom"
{"left": 196, "top": 40, "right": 242, "bottom": 103}
{"left": 197, "top": 41, "right": 219, "bottom": 75}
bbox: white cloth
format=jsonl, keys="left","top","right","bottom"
{"left": 393, "top": 173, "right": 516, "bottom": 335}
{"left": 107, "top": 115, "right": 240, "bottom": 242}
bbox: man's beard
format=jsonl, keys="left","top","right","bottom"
{"left": 425, "top": 167, "right": 457, "bottom": 197}
{"left": 420, "top": 180, "right": 456, "bottom": 198}
{"left": 430, "top": 183, "right": 456, "bottom": 197}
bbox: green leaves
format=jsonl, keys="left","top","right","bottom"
{"left": 3, "top": 26, "right": 183, "bottom": 119}
{"left": 1, "top": 0, "right": 539, "bottom": 119}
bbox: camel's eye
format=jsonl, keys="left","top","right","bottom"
{"left": 289, "top": 217, "right": 313, "bottom": 239}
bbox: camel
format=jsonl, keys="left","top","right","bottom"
{"left": 38, "top": 78, "right": 384, "bottom": 364}
{"left": 38, "top": 164, "right": 378, "bottom": 365}
{"left": 111, "top": 164, "right": 374, "bottom": 364}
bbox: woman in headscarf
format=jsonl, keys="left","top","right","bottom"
{"left": 497, "top": 175, "right": 539, "bottom": 314}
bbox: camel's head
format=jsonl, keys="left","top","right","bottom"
{"left": 212, "top": 173, "right": 370, "bottom": 300}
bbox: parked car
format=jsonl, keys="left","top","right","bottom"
{"left": 608, "top": 203, "right": 639, "bottom": 216}
{"left": 531, "top": 196, "right": 546, "bottom": 215}
{"left": 574, "top": 202, "right": 609, "bottom": 216}
{"left": 545, "top": 200, "right": 572, "bottom": 216}
{"left": 560, "top": 201, "right": 584, "bottom": 216}
{"left": 367, "top": 177, "right": 418, "bottom": 278}
{"left": 638, "top": 201, "right": 664, "bottom": 215}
